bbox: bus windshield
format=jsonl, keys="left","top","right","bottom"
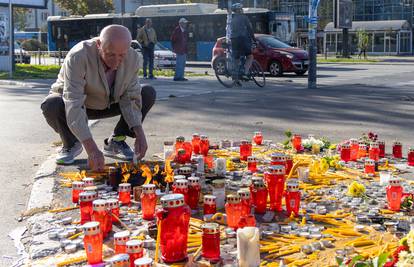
{"left": 258, "top": 36, "right": 291, "bottom": 49}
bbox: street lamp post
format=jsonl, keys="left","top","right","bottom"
{"left": 9, "top": 0, "right": 13, "bottom": 78}
{"left": 308, "top": 0, "right": 320, "bottom": 89}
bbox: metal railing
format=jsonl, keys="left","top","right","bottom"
{"left": 15, "top": 50, "right": 69, "bottom": 66}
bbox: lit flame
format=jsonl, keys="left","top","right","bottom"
{"left": 163, "top": 160, "right": 174, "bottom": 183}
{"left": 115, "top": 161, "right": 119, "bottom": 167}
{"left": 122, "top": 172, "right": 130, "bottom": 183}
{"left": 74, "top": 170, "right": 87, "bottom": 181}
{"left": 141, "top": 164, "right": 152, "bottom": 184}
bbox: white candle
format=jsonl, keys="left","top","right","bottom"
{"left": 237, "top": 227, "right": 260, "bottom": 267}
{"left": 215, "top": 158, "right": 226, "bottom": 176}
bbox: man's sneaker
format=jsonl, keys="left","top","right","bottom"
{"left": 56, "top": 142, "right": 83, "bottom": 165}
{"left": 103, "top": 136, "right": 134, "bottom": 160}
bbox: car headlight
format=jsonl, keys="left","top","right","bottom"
{"left": 280, "top": 51, "right": 294, "bottom": 59}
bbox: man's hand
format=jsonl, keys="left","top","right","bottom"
{"left": 133, "top": 126, "right": 148, "bottom": 160}
{"left": 82, "top": 138, "right": 105, "bottom": 171}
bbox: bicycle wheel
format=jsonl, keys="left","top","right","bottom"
{"left": 214, "top": 57, "right": 234, "bottom": 88}
{"left": 250, "top": 60, "right": 266, "bottom": 87}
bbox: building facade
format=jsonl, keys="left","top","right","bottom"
{"left": 25, "top": 0, "right": 69, "bottom": 31}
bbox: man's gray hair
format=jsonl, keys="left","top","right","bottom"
{"left": 99, "top": 24, "right": 132, "bottom": 45}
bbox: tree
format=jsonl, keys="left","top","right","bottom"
{"left": 54, "top": 0, "right": 114, "bottom": 16}
{"left": 14, "top": 8, "right": 28, "bottom": 31}
{"left": 357, "top": 29, "right": 369, "bottom": 59}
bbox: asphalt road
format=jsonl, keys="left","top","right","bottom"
{"left": 1, "top": 61, "right": 414, "bottom": 265}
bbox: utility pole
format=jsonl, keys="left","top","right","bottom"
{"left": 308, "top": 0, "right": 320, "bottom": 89}
{"left": 8, "top": 0, "right": 13, "bottom": 78}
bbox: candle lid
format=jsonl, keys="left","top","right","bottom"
{"left": 114, "top": 231, "right": 130, "bottom": 244}
{"left": 82, "top": 221, "right": 100, "bottom": 236}
{"left": 253, "top": 180, "right": 266, "bottom": 189}
{"left": 226, "top": 194, "right": 241, "bottom": 204}
{"left": 247, "top": 156, "right": 257, "bottom": 162}
{"left": 176, "top": 136, "right": 185, "bottom": 142}
{"left": 267, "top": 165, "right": 286, "bottom": 175}
{"left": 393, "top": 141, "right": 402, "bottom": 146}
{"left": 118, "top": 183, "right": 131, "bottom": 192}
{"left": 72, "top": 181, "right": 85, "bottom": 190}
{"left": 212, "top": 179, "right": 225, "bottom": 188}
{"left": 285, "top": 154, "right": 293, "bottom": 160}
{"left": 203, "top": 195, "right": 216, "bottom": 204}
{"left": 200, "top": 135, "right": 208, "bottom": 140}
{"left": 106, "top": 198, "right": 119, "bottom": 209}
{"left": 409, "top": 147, "right": 414, "bottom": 153}
{"left": 134, "top": 257, "right": 153, "bottom": 267}
{"left": 142, "top": 184, "right": 156, "bottom": 194}
{"left": 109, "top": 253, "right": 130, "bottom": 264}
{"left": 237, "top": 189, "right": 250, "bottom": 199}
{"left": 254, "top": 131, "right": 262, "bottom": 135}
{"left": 359, "top": 143, "right": 367, "bottom": 148}
{"left": 341, "top": 143, "right": 350, "bottom": 149}
{"left": 84, "top": 185, "right": 98, "bottom": 192}
{"left": 192, "top": 133, "right": 200, "bottom": 138}
{"left": 389, "top": 176, "right": 401, "bottom": 186}
{"left": 174, "top": 179, "right": 188, "bottom": 189}
{"left": 370, "top": 142, "right": 379, "bottom": 148}
{"left": 174, "top": 175, "right": 186, "bottom": 180}
{"left": 349, "top": 139, "right": 358, "bottom": 145}
{"left": 188, "top": 176, "right": 200, "bottom": 185}
{"left": 79, "top": 191, "right": 97, "bottom": 202}
{"left": 160, "top": 194, "right": 185, "bottom": 208}
{"left": 92, "top": 199, "right": 106, "bottom": 211}
{"left": 286, "top": 179, "right": 299, "bottom": 192}
{"left": 378, "top": 141, "right": 385, "bottom": 145}
{"left": 364, "top": 159, "right": 375, "bottom": 165}
{"left": 240, "top": 140, "right": 249, "bottom": 145}
{"left": 271, "top": 153, "right": 286, "bottom": 161}
{"left": 126, "top": 240, "right": 143, "bottom": 253}
{"left": 178, "top": 167, "right": 192, "bottom": 175}
{"left": 251, "top": 176, "right": 263, "bottom": 183}
{"left": 201, "top": 223, "right": 220, "bottom": 234}
{"left": 163, "top": 141, "right": 174, "bottom": 146}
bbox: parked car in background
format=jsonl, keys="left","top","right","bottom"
{"left": 14, "top": 42, "right": 31, "bottom": 64}
{"left": 131, "top": 40, "right": 176, "bottom": 69}
{"left": 212, "top": 34, "right": 309, "bottom": 76}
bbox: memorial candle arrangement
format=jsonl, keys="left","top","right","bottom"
{"left": 364, "top": 159, "right": 376, "bottom": 175}
{"left": 191, "top": 133, "right": 201, "bottom": 155}
{"left": 285, "top": 179, "right": 301, "bottom": 216}
{"left": 270, "top": 153, "right": 286, "bottom": 167}
{"left": 264, "top": 165, "right": 286, "bottom": 212}
{"left": 201, "top": 223, "right": 221, "bottom": 262}
{"left": 225, "top": 194, "right": 242, "bottom": 229}
{"left": 393, "top": 141, "right": 403, "bottom": 159}
{"left": 174, "top": 136, "right": 185, "bottom": 154}
{"left": 156, "top": 194, "right": 191, "bottom": 263}
{"left": 253, "top": 131, "right": 263, "bottom": 146}
{"left": 126, "top": 240, "right": 144, "bottom": 267}
{"left": 252, "top": 179, "right": 268, "bottom": 214}
{"left": 340, "top": 144, "right": 351, "bottom": 162}
{"left": 292, "top": 134, "right": 302, "bottom": 152}
{"left": 350, "top": 139, "right": 359, "bottom": 161}
{"left": 108, "top": 166, "right": 122, "bottom": 190}
{"left": 82, "top": 177, "right": 95, "bottom": 187}
{"left": 173, "top": 179, "right": 189, "bottom": 205}
{"left": 386, "top": 177, "right": 403, "bottom": 211}
{"left": 118, "top": 183, "right": 131, "bottom": 205}
{"left": 114, "top": 231, "right": 130, "bottom": 254}
{"left": 247, "top": 156, "right": 258, "bottom": 173}
{"left": 203, "top": 195, "right": 217, "bottom": 215}
{"left": 107, "top": 198, "right": 120, "bottom": 223}
{"left": 92, "top": 199, "right": 110, "bottom": 238}
{"left": 239, "top": 140, "right": 252, "bottom": 161}
{"left": 72, "top": 181, "right": 84, "bottom": 204}
{"left": 79, "top": 191, "right": 97, "bottom": 224}
{"left": 358, "top": 143, "right": 367, "bottom": 159}
{"left": 188, "top": 177, "right": 201, "bottom": 210}
{"left": 200, "top": 135, "right": 210, "bottom": 156}
{"left": 140, "top": 184, "right": 157, "bottom": 220}
{"left": 82, "top": 221, "right": 103, "bottom": 265}
{"left": 237, "top": 189, "right": 251, "bottom": 217}
{"left": 369, "top": 142, "right": 380, "bottom": 162}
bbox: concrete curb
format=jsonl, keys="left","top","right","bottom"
{"left": 0, "top": 80, "right": 31, "bottom": 87}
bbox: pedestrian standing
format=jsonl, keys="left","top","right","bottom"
{"left": 137, "top": 18, "right": 157, "bottom": 79}
{"left": 171, "top": 17, "right": 189, "bottom": 81}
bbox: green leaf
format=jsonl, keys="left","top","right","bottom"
{"left": 349, "top": 256, "right": 364, "bottom": 266}
{"left": 354, "top": 263, "right": 369, "bottom": 267}
{"left": 336, "top": 257, "right": 344, "bottom": 266}
{"left": 284, "top": 130, "right": 292, "bottom": 138}
{"left": 374, "top": 253, "right": 389, "bottom": 267}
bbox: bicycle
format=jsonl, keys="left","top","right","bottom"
{"left": 213, "top": 42, "right": 266, "bottom": 88}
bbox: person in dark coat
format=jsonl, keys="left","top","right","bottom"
{"left": 171, "top": 17, "right": 189, "bottom": 81}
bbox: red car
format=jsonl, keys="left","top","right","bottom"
{"left": 212, "top": 34, "right": 309, "bottom": 76}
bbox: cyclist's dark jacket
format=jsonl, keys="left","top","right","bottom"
{"left": 231, "top": 13, "right": 254, "bottom": 40}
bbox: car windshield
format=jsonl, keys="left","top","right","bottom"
{"left": 258, "top": 36, "right": 291, "bottom": 49}
{"left": 155, "top": 42, "right": 169, "bottom": 51}
{"left": 14, "top": 42, "right": 21, "bottom": 49}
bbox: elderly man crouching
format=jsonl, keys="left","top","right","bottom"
{"left": 41, "top": 25, "right": 156, "bottom": 171}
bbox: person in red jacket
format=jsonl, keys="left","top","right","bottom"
{"left": 171, "top": 17, "right": 189, "bottom": 81}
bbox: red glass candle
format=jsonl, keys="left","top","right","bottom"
{"left": 249, "top": 176, "right": 263, "bottom": 204}
{"left": 292, "top": 134, "right": 302, "bottom": 152}
{"left": 252, "top": 180, "right": 268, "bottom": 214}
{"left": 114, "top": 231, "right": 130, "bottom": 254}
{"left": 408, "top": 148, "right": 414, "bottom": 166}
{"left": 378, "top": 141, "right": 386, "bottom": 158}
{"left": 239, "top": 140, "right": 252, "bottom": 161}
{"left": 270, "top": 153, "right": 286, "bottom": 167}
{"left": 285, "top": 179, "right": 301, "bottom": 216}
{"left": 201, "top": 223, "right": 220, "bottom": 262}
{"left": 203, "top": 195, "right": 217, "bottom": 215}
{"left": 108, "top": 166, "right": 122, "bottom": 190}
{"left": 237, "top": 189, "right": 251, "bottom": 217}
{"left": 79, "top": 191, "right": 97, "bottom": 224}
{"left": 225, "top": 194, "right": 242, "bottom": 229}
{"left": 247, "top": 156, "right": 258, "bottom": 172}
{"left": 200, "top": 135, "right": 210, "bottom": 156}
{"left": 107, "top": 198, "right": 120, "bottom": 223}
{"left": 340, "top": 144, "right": 351, "bottom": 162}
{"left": 104, "top": 201, "right": 113, "bottom": 235}
{"left": 82, "top": 221, "right": 103, "bottom": 265}
{"left": 109, "top": 253, "right": 130, "bottom": 267}
{"left": 253, "top": 131, "right": 263, "bottom": 146}
{"left": 82, "top": 177, "right": 95, "bottom": 187}
{"left": 188, "top": 177, "right": 201, "bottom": 210}
{"left": 364, "top": 159, "right": 376, "bottom": 175}
{"left": 349, "top": 139, "right": 359, "bottom": 161}
{"left": 172, "top": 179, "right": 189, "bottom": 205}
{"left": 182, "top": 142, "right": 193, "bottom": 163}
{"left": 238, "top": 214, "right": 256, "bottom": 228}
{"left": 92, "top": 199, "right": 109, "bottom": 238}
{"left": 393, "top": 141, "right": 403, "bottom": 159}
{"left": 176, "top": 149, "right": 187, "bottom": 164}
{"left": 192, "top": 133, "right": 201, "bottom": 155}
{"left": 369, "top": 142, "right": 380, "bottom": 162}
{"left": 264, "top": 165, "right": 286, "bottom": 212}
{"left": 175, "top": 136, "right": 185, "bottom": 154}
{"left": 386, "top": 177, "right": 403, "bottom": 211}
{"left": 126, "top": 240, "right": 144, "bottom": 267}
{"left": 285, "top": 155, "right": 293, "bottom": 175}
{"left": 358, "top": 143, "right": 367, "bottom": 159}
{"left": 134, "top": 257, "right": 153, "bottom": 267}
{"left": 156, "top": 194, "right": 191, "bottom": 263}
{"left": 141, "top": 184, "right": 157, "bottom": 220}
{"left": 118, "top": 183, "right": 131, "bottom": 206}
{"left": 72, "top": 181, "right": 85, "bottom": 204}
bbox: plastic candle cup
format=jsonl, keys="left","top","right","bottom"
{"left": 79, "top": 191, "right": 97, "bottom": 224}
{"left": 386, "top": 177, "right": 403, "bottom": 211}
{"left": 225, "top": 194, "right": 242, "bottom": 229}
{"left": 188, "top": 177, "right": 201, "bottom": 210}
{"left": 253, "top": 131, "right": 263, "bottom": 146}
{"left": 114, "top": 231, "right": 130, "bottom": 254}
{"left": 203, "top": 195, "right": 217, "bottom": 215}
{"left": 140, "top": 184, "right": 157, "bottom": 221}
{"left": 107, "top": 198, "right": 120, "bottom": 223}
{"left": 393, "top": 141, "right": 403, "bottom": 159}
{"left": 201, "top": 223, "right": 220, "bottom": 262}
{"left": 341, "top": 144, "right": 351, "bottom": 162}
{"left": 264, "top": 165, "right": 286, "bottom": 212}
{"left": 126, "top": 240, "right": 144, "bottom": 267}
{"left": 285, "top": 179, "right": 301, "bottom": 216}
{"left": 82, "top": 221, "right": 103, "bottom": 265}
{"left": 191, "top": 133, "right": 201, "bottom": 155}
{"left": 252, "top": 179, "right": 267, "bottom": 214}
{"left": 247, "top": 156, "right": 258, "bottom": 172}
{"left": 92, "top": 199, "right": 109, "bottom": 238}
{"left": 72, "top": 181, "right": 85, "bottom": 204}
{"left": 172, "top": 179, "right": 189, "bottom": 205}
{"left": 118, "top": 183, "right": 131, "bottom": 206}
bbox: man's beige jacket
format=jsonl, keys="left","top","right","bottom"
{"left": 50, "top": 38, "right": 142, "bottom": 142}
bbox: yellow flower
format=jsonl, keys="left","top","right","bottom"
{"left": 347, "top": 181, "right": 366, "bottom": 197}
{"left": 406, "top": 230, "right": 414, "bottom": 252}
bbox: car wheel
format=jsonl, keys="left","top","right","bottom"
{"left": 295, "top": 70, "right": 307, "bottom": 76}
{"left": 269, "top": 61, "right": 283, "bottom": 77}
{"left": 214, "top": 58, "right": 227, "bottom": 75}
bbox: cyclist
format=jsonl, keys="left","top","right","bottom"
{"left": 230, "top": 3, "right": 256, "bottom": 80}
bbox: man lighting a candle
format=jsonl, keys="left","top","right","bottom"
{"left": 41, "top": 24, "right": 156, "bottom": 171}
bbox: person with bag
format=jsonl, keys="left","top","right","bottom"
{"left": 171, "top": 18, "right": 189, "bottom": 81}
{"left": 137, "top": 18, "right": 157, "bottom": 79}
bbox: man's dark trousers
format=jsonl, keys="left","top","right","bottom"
{"left": 142, "top": 47, "right": 155, "bottom": 78}
{"left": 41, "top": 85, "right": 156, "bottom": 149}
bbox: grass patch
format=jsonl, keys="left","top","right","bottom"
{"left": 0, "top": 64, "right": 208, "bottom": 80}
{"left": 0, "top": 64, "right": 61, "bottom": 80}
{"left": 317, "top": 57, "right": 380, "bottom": 64}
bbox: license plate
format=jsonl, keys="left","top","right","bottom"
{"left": 303, "top": 60, "right": 309, "bottom": 65}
